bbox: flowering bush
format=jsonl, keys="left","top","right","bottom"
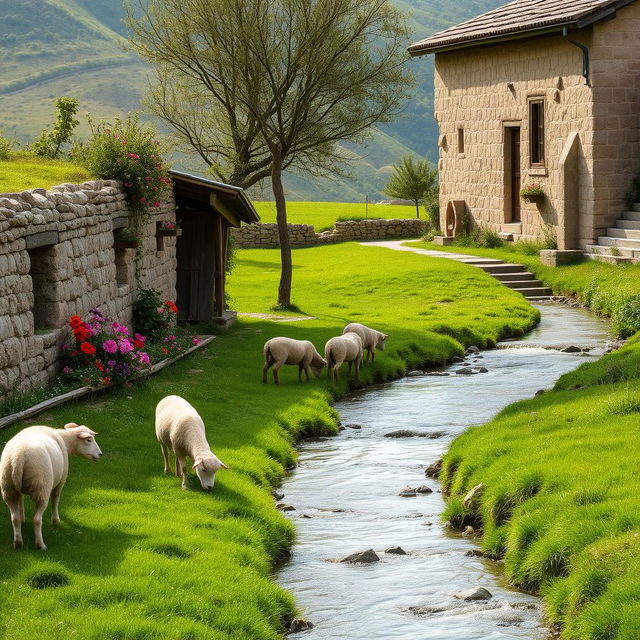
{"left": 73, "top": 113, "right": 172, "bottom": 218}
{"left": 520, "top": 183, "right": 545, "bottom": 197}
{"left": 134, "top": 288, "right": 179, "bottom": 342}
{"left": 61, "top": 309, "right": 152, "bottom": 386}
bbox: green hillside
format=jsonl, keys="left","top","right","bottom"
{"left": 0, "top": 0, "right": 504, "bottom": 201}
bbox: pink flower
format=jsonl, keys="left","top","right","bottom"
{"left": 138, "top": 352, "right": 151, "bottom": 365}
{"left": 153, "top": 202, "right": 160, "bottom": 208}
{"left": 63, "top": 366, "right": 72, "bottom": 374}
{"left": 193, "top": 337, "right": 202, "bottom": 345}
{"left": 134, "top": 333, "right": 146, "bottom": 344}
{"left": 107, "top": 360, "right": 116, "bottom": 367}
{"left": 127, "top": 153, "right": 140, "bottom": 160}
{"left": 140, "top": 197, "right": 146, "bottom": 203}
{"left": 111, "top": 322, "right": 128, "bottom": 335}
{"left": 103, "top": 339, "right": 118, "bottom": 354}
{"left": 118, "top": 339, "right": 134, "bottom": 354}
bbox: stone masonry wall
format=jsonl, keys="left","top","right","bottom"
{"left": 434, "top": 32, "right": 595, "bottom": 244}
{"left": 231, "top": 218, "right": 426, "bottom": 248}
{"left": 0, "top": 180, "right": 176, "bottom": 394}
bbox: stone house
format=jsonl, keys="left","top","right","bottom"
{"left": 409, "top": 0, "right": 640, "bottom": 256}
{"left": 0, "top": 172, "right": 257, "bottom": 394}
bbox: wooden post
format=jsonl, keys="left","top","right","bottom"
{"left": 212, "top": 215, "right": 226, "bottom": 318}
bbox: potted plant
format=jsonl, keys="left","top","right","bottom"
{"left": 520, "top": 183, "right": 545, "bottom": 204}
{"left": 156, "top": 220, "right": 182, "bottom": 237}
{"left": 114, "top": 227, "right": 139, "bottom": 249}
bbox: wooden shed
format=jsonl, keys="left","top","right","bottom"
{"left": 170, "top": 170, "right": 259, "bottom": 324}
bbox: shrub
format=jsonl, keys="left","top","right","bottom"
{"left": 133, "top": 288, "right": 178, "bottom": 342}
{"left": 423, "top": 187, "right": 440, "bottom": 231}
{"left": 0, "top": 130, "right": 14, "bottom": 160}
{"left": 74, "top": 114, "right": 172, "bottom": 225}
{"left": 61, "top": 308, "right": 152, "bottom": 386}
{"left": 456, "top": 225, "right": 504, "bottom": 249}
{"left": 612, "top": 295, "right": 640, "bottom": 338}
{"left": 32, "top": 97, "right": 80, "bottom": 159}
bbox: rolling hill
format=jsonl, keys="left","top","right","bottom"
{"left": 0, "top": 0, "right": 504, "bottom": 201}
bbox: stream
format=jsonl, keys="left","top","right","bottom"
{"left": 277, "top": 304, "right": 612, "bottom": 639}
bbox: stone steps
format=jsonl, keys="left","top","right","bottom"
{"left": 586, "top": 202, "right": 640, "bottom": 263}
{"left": 478, "top": 263, "right": 526, "bottom": 274}
{"left": 493, "top": 272, "right": 538, "bottom": 282}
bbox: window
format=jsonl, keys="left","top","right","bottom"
{"left": 28, "top": 245, "right": 60, "bottom": 331}
{"left": 457, "top": 127, "right": 465, "bottom": 154}
{"left": 529, "top": 99, "right": 545, "bottom": 165}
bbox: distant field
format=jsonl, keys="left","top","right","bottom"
{"left": 254, "top": 201, "right": 418, "bottom": 231}
{"left": 0, "top": 152, "right": 91, "bottom": 193}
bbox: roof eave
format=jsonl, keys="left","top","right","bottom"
{"left": 408, "top": 22, "right": 576, "bottom": 56}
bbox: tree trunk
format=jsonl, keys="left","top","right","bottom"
{"left": 271, "top": 147, "right": 292, "bottom": 308}
{"left": 415, "top": 200, "right": 420, "bottom": 219}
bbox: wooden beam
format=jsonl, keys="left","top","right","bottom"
{"left": 210, "top": 193, "right": 241, "bottom": 227}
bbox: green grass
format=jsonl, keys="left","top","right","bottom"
{"left": 441, "top": 334, "right": 640, "bottom": 639}
{"left": 408, "top": 240, "right": 640, "bottom": 337}
{"left": 0, "top": 242, "right": 537, "bottom": 639}
{"left": 253, "top": 201, "right": 418, "bottom": 231}
{"left": 0, "top": 152, "right": 91, "bottom": 193}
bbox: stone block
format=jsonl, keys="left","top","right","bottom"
{"left": 539, "top": 250, "right": 585, "bottom": 266}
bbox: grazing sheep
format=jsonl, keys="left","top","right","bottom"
{"left": 155, "top": 395, "right": 228, "bottom": 491}
{"left": 325, "top": 332, "right": 363, "bottom": 382}
{"left": 0, "top": 423, "right": 102, "bottom": 550}
{"left": 263, "top": 337, "right": 327, "bottom": 385}
{"left": 343, "top": 322, "right": 389, "bottom": 363}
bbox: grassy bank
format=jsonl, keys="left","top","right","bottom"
{"left": 407, "top": 241, "right": 640, "bottom": 337}
{"left": 254, "top": 201, "right": 417, "bottom": 231}
{"left": 0, "top": 243, "right": 537, "bottom": 639}
{"left": 0, "top": 152, "right": 91, "bottom": 193}
{"left": 441, "top": 335, "right": 640, "bottom": 639}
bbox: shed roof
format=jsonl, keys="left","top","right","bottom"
{"left": 170, "top": 170, "right": 260, "bottom": 226}
{"left": 409, "top": 0, "right": 637, "bottom": 55}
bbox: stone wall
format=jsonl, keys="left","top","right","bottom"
{"left": 0, "top": 180, "right": 176, "bottom": 394}
{"left": 231, "top": 218, "right": 426, "bottom": 248}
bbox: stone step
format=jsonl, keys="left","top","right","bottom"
{"left": 597, "top": 236, "right": 640, "bottom": 249}
{"left": 514, "top": 287, "right": 553, "bottom": 298}
{"left": 585, "top": 244, "right": 635, "bottom": 257}
{"left": 622, "top": 210, "right": 640, "bottom": 222}
{"left": 502, "top": 279, "right": 544, "bottom": 290}
{"left": 493, "top": 272, "right": 537, "bottom": 282}
{"left": 615, "top": 219, "right": 640, "bottom": 230}
{"left": 527, "top": 295, "right": 555, "bottom": 301}
{"left": 607, "top": 227, "right": 640, "bottom": 240}
{"left": 479, "top": 263, "right": 525, "bottom": 274}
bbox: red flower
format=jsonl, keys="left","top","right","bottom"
{"left": 74, "top": 326, "right": 89, "bottom": 341}
{"left": 133, "top": 339, "right": 145, "bottom": 349}
{"left": 162, "top": 347, "right": 169, "bottom": 354}
{"left": 71, "top": 351, "right": 79, "bottom": 357}
{"left": 70, "top": 315, "right": 82, "bottom": 328}
{"left": 102, "top": 377, "right": 111, "bottom": 385}
{"left": 80, "top": 342, "right": 96, "bottom": 355}
{"left": 165, "top": 300, "right": 178, "bottom": 313}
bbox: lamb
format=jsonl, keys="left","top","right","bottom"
{"left": 325, "top": 332, "right": 364, "bottom": 382}
{"left": 0, "top": 423, "right": 102, "bottom": 550}
{"left": 343, "top": 322, "right": 389, "bottom": 363}
{"left": 263, "top": 337, "right": 327, "bottom": 385}
{"left": 155, "top": 395, "right": 228, "bottom": 491}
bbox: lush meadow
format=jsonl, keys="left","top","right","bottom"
{"left": 253, "top": 201, "right": 417, "bottom": 231}
{"left": 0, "top": 152, "right": 91, "bottom": 193}
{"left": 0, "top": 243, "right": 538, "bottom": 639}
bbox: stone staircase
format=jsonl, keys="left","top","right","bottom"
{"left": 585, "top": 202, "right": 640, "bottom": 262}
{"left": 458, "top": 259, "right": 553, "bottom": 301}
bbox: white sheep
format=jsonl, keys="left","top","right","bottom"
{"left": 262, "top": 337, "right": 327, "bottom": 385}
{"left": 343, "top": 322, "right": 389, "bottom": 363}
{"left": 325, "top": 332, "right": 363, "bottom": 382}
{"left": 155, "top": 395, "right": 228, "bottom": 491}
{"left": 0, "top": 423, "right": 102, "bottom": 550}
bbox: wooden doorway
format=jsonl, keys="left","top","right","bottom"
{"left": 504, "top": 126, "right": 521, "bottom": 223}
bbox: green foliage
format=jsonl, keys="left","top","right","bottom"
{"left": 75, "top": 113, "right": 171, "bottom": 222}
{"left": 612, "top": 294, "right": 640, "bottom": 338}
{"left": 385, "top": 155, "right": 437, "bottom": 217}
{"left": 423, "top": 186, "right": 440, "bottom": 230}
{"left": 455, "top": 225, "right": 504, "bottom": 249}
{"left": 519, "top": 182, "right": 544, "bottom": 197}
{"left": 133, "top": 288, "right": 177, "bottom": 342}
{"left": 31, "top": 97, "right": 80, "bottom": 158}
{"left": 0, "top": 130, "right": 14, "bottom": 160}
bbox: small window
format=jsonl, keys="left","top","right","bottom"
{"left": 28, "top": 245, "right": 61, "bottom": 331}
{"left": 457, "top": 127, "right": 465, "bottom": 154}
{"left": 529, "top": 99, "right": 545, "bottom": 165}
{"left": 113, "top": 232, "right": 134, "bottom": 288}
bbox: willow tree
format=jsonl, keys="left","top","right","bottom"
{"left": 127, "top": 0, "right": 413, "bottom": 307}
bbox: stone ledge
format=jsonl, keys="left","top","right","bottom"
{"left": 539, "top": 250, "right": 585, "bottom": 266}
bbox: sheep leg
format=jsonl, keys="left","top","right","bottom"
{"left": 272, "top": 362, "right": 282, "bottom": 385}
{"left": 348, "top": 361, "right": 352, "bottom": 375}
{"left": 262, "top": 361, "right": 272, "bottom": 384}
{"left": 355, "top": 356, "right": 362, "bottom": 380}
{"left": 160, "top": 442, "right": 171, "bottom": 474}
{"left": 177, "top": 457, "right": 189, "bottom": 490}
{"left": 298, "top": 365, "right": 303, "bottom": 382}
{"left": 370, "top": 348, "right": 375, "bottom": 363}
{"left": 51, "top": 484, "right": 64, "bottom": 525}
{"left": 33, "top": 498, "right": 48, "bottom": 551}
{"left": 304, "top": 366, "right": 311, "bottom": 381}
{"left": 19, "top": 495, "right": 25, "bottom": 523}
{"left": 7, "top": 497, "right": 23, "bottom": 549}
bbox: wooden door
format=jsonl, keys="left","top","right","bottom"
{"left": 176, "top": 211, "right": 216, "bottom": 322}
{"left": 510, "top": 128, "right": 521, "bottom": 222}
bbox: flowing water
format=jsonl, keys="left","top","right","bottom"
{"left": 277, "top": 305, "right": 612, "bottom": 639}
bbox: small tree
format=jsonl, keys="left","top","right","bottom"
{"left": 126, "top": 0, "right": 414, "bottom": 308}
{"left": 32, "top": 97, "right": 80, "bottom": 159}
{"left": 385, "top": 155, "right": 437, "bottom": 219}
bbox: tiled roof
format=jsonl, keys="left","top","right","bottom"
{"left": 409, "top": 0, "right": 636, "bottom": 55}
